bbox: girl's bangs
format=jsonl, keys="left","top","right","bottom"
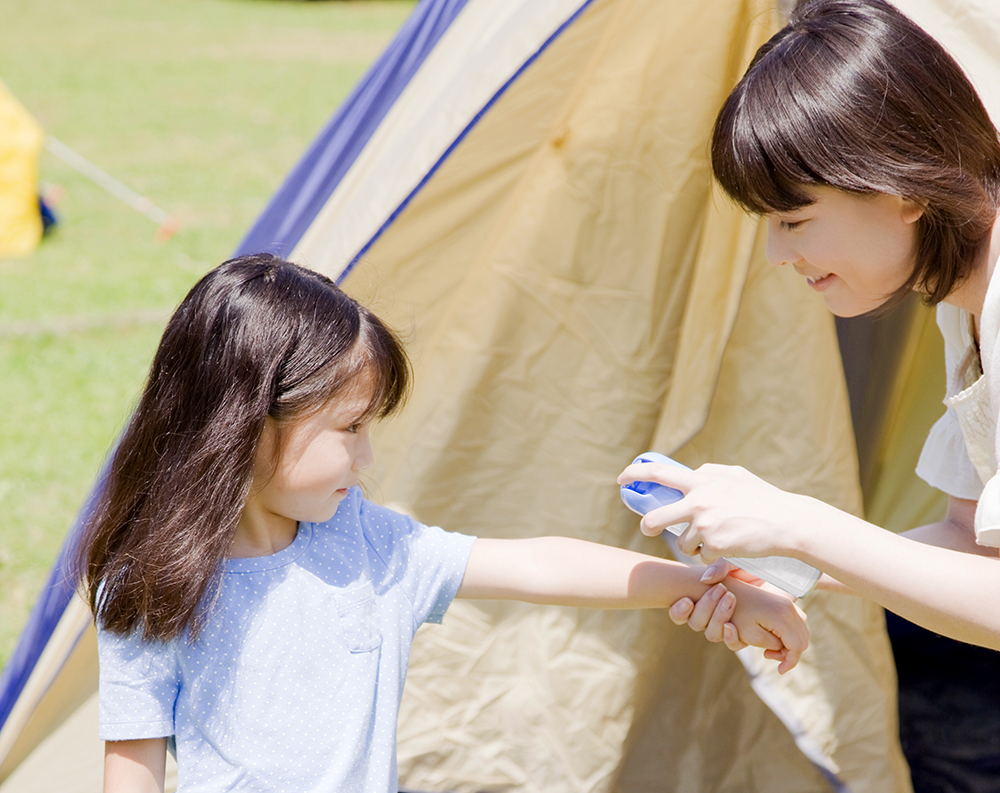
{"left": 311, "top": 320, "right": 410, "bottom": 426}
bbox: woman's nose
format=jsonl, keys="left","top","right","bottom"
{"left": 765, "top": 222, "right": 797, "bottom": 268}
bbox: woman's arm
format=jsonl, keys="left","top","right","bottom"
{"left": 104, "top": 739, "right": 166, "bottom": 793}
{"left": 619, "top": 462, "right": 1000, "bottom": 649}
{"left": 457, "top": 536, "right": 809, "bottom": 672}
{"left": 669, "top": 497, "right": 987, "bottom": 636}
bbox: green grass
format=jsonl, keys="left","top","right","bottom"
{"left": 0, "top": 0, "right": 415, "bottom": 668}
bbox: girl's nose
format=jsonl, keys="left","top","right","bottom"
{"left": 353, "top": 433, "right": 375, "bottom": 472}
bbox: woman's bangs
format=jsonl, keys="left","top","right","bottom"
{"left": 715, "top": 95, "right": 818, "bottom": 215}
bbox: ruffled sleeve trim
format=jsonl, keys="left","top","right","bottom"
{"left": 916, "top": 409, "right": 985, "bottom": 501}
{"left": 974, "top": 476, "right": 1000, "bottom": 547}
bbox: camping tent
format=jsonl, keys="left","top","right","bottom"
{"left": 3, "top": 0, "right": 1000, "bottom": 790}
{"left": 0, "top": 81, "right": 44, "bottom": 257}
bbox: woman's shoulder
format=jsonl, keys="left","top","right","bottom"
{"left": 935, "top": 300, "right": 974, "bottom": 355}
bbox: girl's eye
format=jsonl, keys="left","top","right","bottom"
{"left": 346, "top": 423, "right": 363, "bottom": 434}
{"left": 779, "top": 220, "right": 802, "bottom": 231}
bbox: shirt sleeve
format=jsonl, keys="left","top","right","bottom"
{"left": 915, "top": 302, "right": 986, "bottom": 502}
{"left": 97, "top": 625, "right": 179, "bottom": 741}
{"left": 359, "top": 498, "right": 477, "bottom": 627}
{"left": 974, "top": 475, "right": 1000, "bottom": 547}
{"left": 915, "top": 407, "right": 985, "bottom": 502}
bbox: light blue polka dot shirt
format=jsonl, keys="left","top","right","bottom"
{"left": 98, "top": 487, "right": 476, "bottom": 792}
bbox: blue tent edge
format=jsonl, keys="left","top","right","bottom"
{"left": 0, "top": 481, "right": 103, "bottom": 730}
{"left": 343, "top": 0, "right": 599, "bottom": 283}
{"left": 233, "top": 0, "right": 473, "bottom": 260}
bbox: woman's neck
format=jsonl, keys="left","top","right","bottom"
{"left": 941, "top": 214, "right": 1000, "bottom": 319}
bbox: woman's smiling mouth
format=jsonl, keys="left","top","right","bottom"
{"left": 805, "top": 273, "right": 836, "bottom": 290}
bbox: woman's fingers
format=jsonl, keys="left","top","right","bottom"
{"left": 668, "top": 597, "right": 695, "bottom": 625}
{"left": 703, "top": 589, "right": 737, "bottom": 642}
{"left": 676, "top": 522, "right": 724, "bottom": 562}
{"left": 669, "top": 584, "right": 738, "bottom": 644}
{"left": 699, "top": 560, "right": 734, "bottom": 585}
{"left": 617, "top": 462, "right": 695, "bottom": 491}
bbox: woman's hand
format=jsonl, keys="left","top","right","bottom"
{"left": 618, "top": 462, "right": 822, "bottom": 562}
{"left": 668, "top": 579, "right": 746, "bottom": 651}
{"left": 668, "top": 561, "right": 801, "bottom": 660}
{"left": 668, "top": 560, "right": 754, "bottom": 643}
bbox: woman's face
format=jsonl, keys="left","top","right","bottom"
{"left": 765, "top": 186, "right": 924, "bottom": 317}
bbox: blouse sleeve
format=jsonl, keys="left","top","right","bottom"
{"left": 915, "top": 302, "right": 985, "bottom": 503}
{"left": 915, "top": 407, "right": 984, "bottom": 502}
{"left": 97, "top": 625, "right": 179, "bottom": 741}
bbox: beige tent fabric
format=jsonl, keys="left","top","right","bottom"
{"left": 343, "top": 0, "right": 910, "bottom": 790}
{"left": 0, "top": 598, "right": 95, "bottom": 781}
{"left": 838, "top": 298, "right": 950, "bottom": 536}
{"left": 0, "top": 81, "right": 43, "bottom": 258}
{"left": 0, "top": 693, "right": 179, "bottom": 793}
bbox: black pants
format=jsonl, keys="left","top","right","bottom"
{"left": 887, "top": 612, "right": 1000, "bottom": 793}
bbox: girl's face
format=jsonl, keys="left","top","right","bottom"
{"left": 765, "top": 186, "right": 924, "bottom": 317}
{"left": 242, "top": 381, "right": 376, "bottom": 534}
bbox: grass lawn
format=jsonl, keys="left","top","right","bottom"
{"left": 0, "top": 0, "right": 415, "bottom": 668}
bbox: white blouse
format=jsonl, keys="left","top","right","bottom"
{"left": 916, "top": 283, "right": 1000, "bottom": 547}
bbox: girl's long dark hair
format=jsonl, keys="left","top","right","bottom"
{"left": 712, "top": 0, "right": 1000, "bottom": 305}
{"left": 75, "top": 254, "right": 410, "bottom": 641}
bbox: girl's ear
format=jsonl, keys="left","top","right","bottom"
{"left": 901, "top": 197, "right": 926, "bottom": 225}
{"left": 251, "top": 418, "right": 281, "bottom": 485}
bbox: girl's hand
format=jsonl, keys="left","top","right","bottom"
{"left": 617, "top": 462, "right": 820, "bottom": 562}
{"left": 724, "top": 577, "right": 809, "bottom": 674}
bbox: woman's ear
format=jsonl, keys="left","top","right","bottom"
{"left": 901, "top": 197, "right": 926, "bottom": 225}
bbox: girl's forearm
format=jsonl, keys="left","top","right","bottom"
{"left": 458, "top": 536, "right": 711, "bottom": 608}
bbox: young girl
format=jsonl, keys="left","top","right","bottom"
{"left": 619, "top": 0, "right": 1000, "bottom": 650}
{"left": 76, "top": 254, "right": 806, "bottom": 792}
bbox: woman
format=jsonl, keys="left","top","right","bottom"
{"left": 618, "top": 0, "right": 1000, "bottom": 649}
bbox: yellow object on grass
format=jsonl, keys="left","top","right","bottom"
{"left": 0, "top": 81, "right": 43, "bottom": 258}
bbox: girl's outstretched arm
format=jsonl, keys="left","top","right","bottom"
{"left": 104, "top": 739, "right": 166, "bottom": 793}
{"left": 457, "top": 536, "right": 808, "bottom": 672}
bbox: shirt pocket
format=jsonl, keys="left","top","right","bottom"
{"left": 335, "top": 580, "right": 382, "bottom": 653}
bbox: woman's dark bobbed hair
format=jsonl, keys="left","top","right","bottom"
{"left": 712, "top": 0, "right": 1000, "bottom": 305}
{"left": 77, "top": 253, "right": 410, "bottom": 640}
